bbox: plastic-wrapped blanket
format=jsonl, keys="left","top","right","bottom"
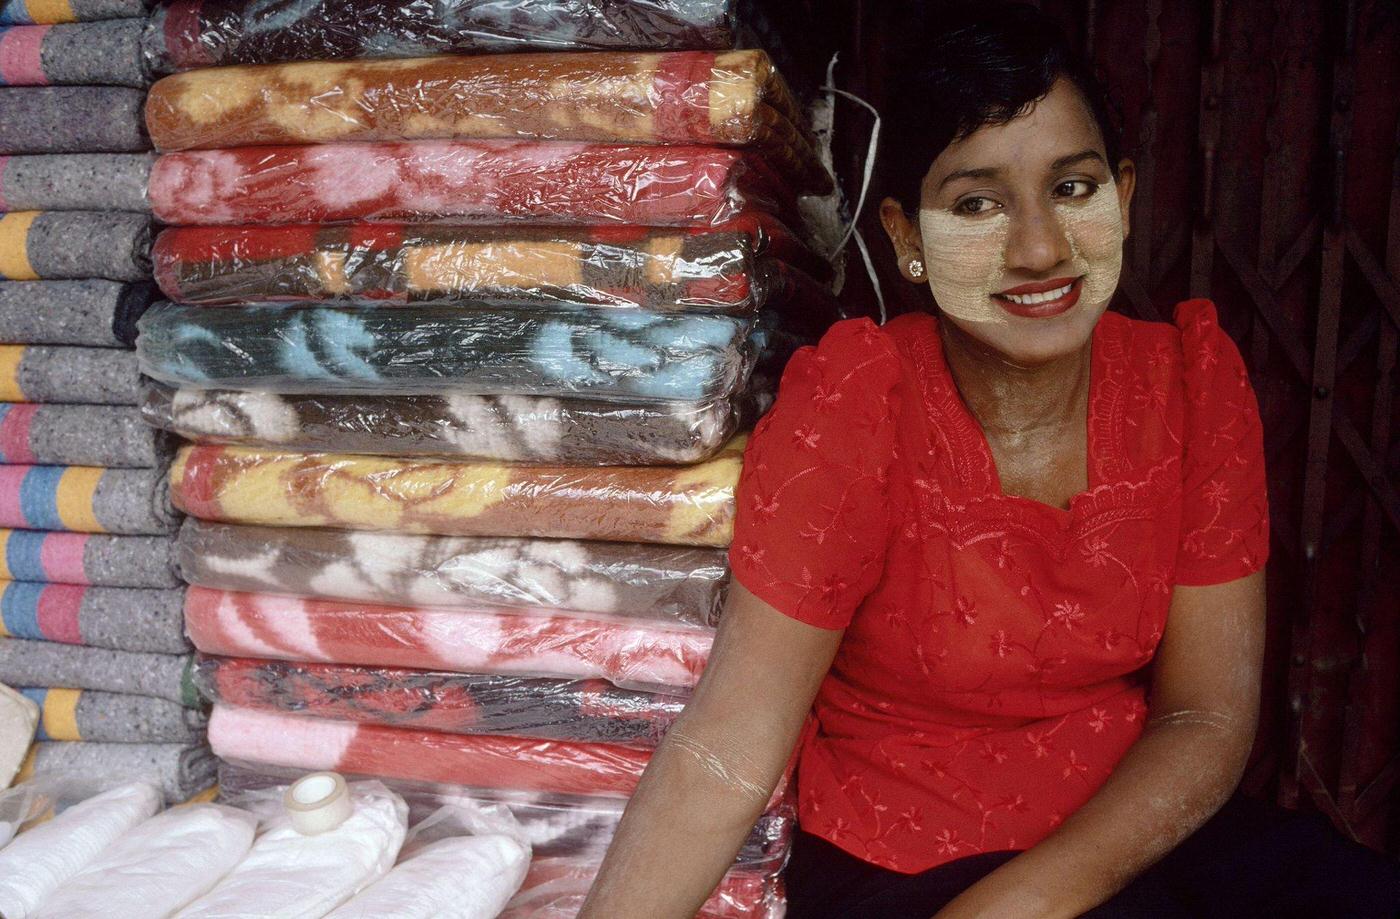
{"left": 0, "top": 781, "right": 161, "bottom": 919}
{"left": 138, "top": 304, "right": 756, "bottom": 403}
{"left": 216, "top": 760, "right": 795, "bottom": 871}
{"left": 0, "top": 210, "right": 151, "bottom": 281}
{"left": 0, "top": 637, "right": 198, "bottom": 705}
{"left": 0, "top": 403, "right": 166, "bottom": 466}
{"left": 31, "top": 804, "right": 255, "bottom": 919}
{"left": 0, "top": 345, "right": 140, "bottom": 403}
{"left": 0, "top": 580, "right": 186, "bottom": 652}
{"left": 194, "top": 656, "right": 685, "bottom": 747}
{"left": 20, "top": 685, "right": 206, "bottom": 742}
{"left": 0, "top": 154, "right": 150, "bottom": 211}
{"left": 0, "top": 464, "right": 175, "bottom": 534}
{"left": 144, "top": 0, "right": 743, "bottom": 72}
{"left": 0, "top": 280, "right": 157, "bottom": 346}
{"left": 0, "top": 21, "right": 146, "bottom": 86}
{"left": 0, "top": 0, "right": 145, "bottom": 24}
{"left": 502, "top": 858, "right": 781, "bottom": 919}
{"left": 151, "top": 221, "right": 819, "bottom": 310}
{"left": 326, "top": 832, "right": 529, "bottom": 919}
{"left": 176, "top": 519, "right": 726, "bottom": 626}
{"left": 149, "top": 142, "right": 793, "bottom": 228}
{"left": 0, "top": 87, "right": 148, "bottom": 153}
{"left": 185, "top": 588, "right": 712, "bottom": 691}
{"left": 142, "top": 383, "right": 757, "bottom": 465}
{"left": 179, "top": 781, "right": 407, "bottom": 919}
{"left": 144, "top": 51, "right": 829, "bottom": 193}
{"left": 0, "top": 529, "right": 180, "bottom": 587}
{"left": 170, "top": 443, "right": 739, "bottom": 548}
{"left": 211, "top": 705, "right": 653, "bottom": 797}
{"left": 25, "top": 740, "right": 215, "bottom": 802}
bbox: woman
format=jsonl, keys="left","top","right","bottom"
{"left": 579, "top": 6, "right": 1400, "bottom": 918}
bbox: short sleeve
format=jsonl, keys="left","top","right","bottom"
{"left": 1173, "top": 300, "right": 1270, "bottom": 585}
{"left": 728, "top": 317, "right": 902, "bottom": 629}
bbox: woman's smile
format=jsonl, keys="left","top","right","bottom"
{"left": 993, "top": 275, "right": 1083, "bottom": 318}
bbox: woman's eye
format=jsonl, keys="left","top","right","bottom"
{"left": 1054, "top": 179, "right": 1099, "bottom": 199}
{"left": 954, "top": 196, "right": 999, "bottom": 215}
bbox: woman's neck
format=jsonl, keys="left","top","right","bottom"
{"left": 939, "top": 319, "right": 1092, "bottom": 440}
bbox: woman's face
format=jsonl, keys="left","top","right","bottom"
{"left": 882, "top": 78, "right": 1135, "bottom": 365}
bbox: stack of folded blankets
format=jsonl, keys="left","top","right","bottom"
{"left": 136, "top": 1, "right": 836, "bottom": 914}
{"left": 0, "top": 0, "right": 215, "bottom": 802}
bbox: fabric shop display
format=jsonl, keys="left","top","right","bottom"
{"left": 24, "top": 739, "right": 216, "bottom": 801}
{"left": 0, "top": 154, "right": 151, "bottom": 212}
{"left": 0, "top": 20, "right": 147, "bottom": 87}
{"left": 144, "top": 50, "right": 829, "bottom": 193}
{"left": 0, "top": 210, "right": 151, "bottom": 281}
{"left": 148, "top": 142, "right": 794, "bottom": 228}
{"left": 169, "top": 443, "right": 740, "bottom": 547}
{"left": 0, "top": 464, "right": 174, "bottom": 534}
{"left": 142, "top": 383, "right": 756, "bottom": 465}
{"left": 0, "top": 637, "right": 197, "bottom": 705}
{"left": 175, "top": 519, "right": 727, "bottom": 625}
{"left": 0, "top": 403, "right": 165, "bottom": 466}
{"left": 0, "top": 0, "right": 146, "bottom": 24}
{"left": 209, "top": 704, "right": 653, "bottom": 797}
{"left": 194, "top": 656, "right": 685, "bottom": 747}
{"left": 19, "top": 685, "right": 206, "bottom": 742}
{"left": 144, "top": 0, "right": 745, "bottom": 72}
{"left": 0, "top": 529, "right": 179, "bottom": 587}
{"left": 0, "top": 87, "right": 147, "bottom": 154}
{"left": 0, "top": 579, "right": 185, "bottom": 653}
{"left": 0, "top": 345, "right": 140, "bottom": 403}
{"left": 0, "top": 279, "right": 156, "bottom": 346}
{"left": 183, "top": 587, "right": 712, "bottom": 691}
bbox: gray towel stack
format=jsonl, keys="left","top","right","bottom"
{"left": 0, "top": 0, "right": 210, "bottom": 802}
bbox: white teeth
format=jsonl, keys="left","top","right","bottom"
{"left": 1001, "top": 283, "right": 1073, "bottom": 305}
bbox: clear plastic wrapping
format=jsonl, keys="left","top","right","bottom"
{"left": 176, "top": 519, "right": 728, "bottom": 627}
{"left": 0, "top": 155, "right": 152, "bottom": 213}
{"left": 144, "top": 50, "right": 830, "bottom": 193}
{"left": 210, "top": 705, "right": 655, "bottom": 798}
{"left": 142, "top": 382, "right": 766, "bottom": 466}
{"left": 0, "top": 404, "right": 168, "bottom": 468}
{"left": 137, "top": 303, "right": 758, "bottom": 404}
{"left": 0, "top": 211, "right": 151, "bottom": 282}
{"left": 183, "top": 587, "right": 712, "bottom": 692}
{"left": 0, "top": 20, "right": 147, "bottom": 87}
{"left": 216, "top": 759, "right": 794, "bottom": 871}
{"left": 169, "top": 442, "right": 741, "bottom": 548}
{"left": 193, "top": 655, "right": 686, "bottom": 748}
{"left": 0, "top": 346, "right": 140, "bottom": 405}
{"left": 143, "top": 0, "right": 740, "bottom": 73}
{"left": 0, "top": 580, "right": 186, "bottom": 654}
{"left": 149, "top": 142, "right": 796, "bottom": 228}
{"left": 0, "top": 464, "right": 176, "bottom": 535}
{"left": 151, "top": 220, "right": 826, "bottom": 310}
{"left": 502, "top": 858, "right": 782, "bottom": 919}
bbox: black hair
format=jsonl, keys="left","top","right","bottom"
{"left": 881, "top": 2, "right": 1121, "bottom": 208}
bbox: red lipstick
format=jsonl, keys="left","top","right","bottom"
{"left": 993, "top": 276, "right": 1083, "bottom": 318}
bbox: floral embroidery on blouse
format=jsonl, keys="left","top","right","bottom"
{"left": 730, "top": 300, "right": 1269, "bottom": 873}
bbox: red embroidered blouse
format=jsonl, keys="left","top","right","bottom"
{"left": 729, "top": 300, "right": 1269, "bottom": 874}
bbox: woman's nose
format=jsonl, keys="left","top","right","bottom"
{"left": 1003, "top": 203, "right": 1073, "bottom": 275}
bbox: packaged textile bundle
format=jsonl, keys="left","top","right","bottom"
{"left": 149, "top": 142, "right": 799, "bottom": 229}
{"left": 0, "top": 155, "right": 152, "bottom": 213}
{"left": 0, "top": 579, "right": 185, "bottom": 653}
{"left": 0, "top": 280, "right": 157, "bottom": 347}
{"left": 184, "top": 587, "right": 712, "bottom": 691}
{"left": 0, "top": 87, "right": 147, "bottom": 154}
{"left": 0, "top": 463, "right": 175, "bottom": 534}
{"left": 19, "top": 685, "right": 206, "bottom": 742}
{"left": 0, "top": 529, "right": 180, "bottom": 587}
{"left": 0, "top": 344, "right": 139, "bottom": 403}
{"left": 0, "top": 210, "right": 152, "bottom": 281}
{"left": 0, "top": 403, "right": 167, "bottom": 467}
{"left": 194, "top": 656, "right": 686, "bottom": 747}
{"left": 144, "top": 50, "right": 830, "bottom": 192}
{"left": 0, "top": 20, "right": 147, "bottom": 86}
{"left": 0, "top": 638, "right": 198, "bottom": 706}
{"left": 0, "top": 0, "right": 146, "bottom": 23}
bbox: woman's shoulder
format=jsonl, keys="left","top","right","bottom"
{"left": 1102, "top": 299, "right": 1246, "bottom": 383}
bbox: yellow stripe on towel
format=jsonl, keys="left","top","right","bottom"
{"left": 0, "top": 212, "right": 37, "bottom": 281}
{"left": 22, "top": 0, "right": 74, "bottom": 23}
{"left": 56, "top": 467, "right": 103, "bottom": 533}
{"left": 41, "top": 688, "right": 81, "bottom": 741}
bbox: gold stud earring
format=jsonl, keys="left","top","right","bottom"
{"left": 908, "top": 258, "right": 924, "bottom": 278}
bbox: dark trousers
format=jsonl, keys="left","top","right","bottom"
{"left": 785, "top": 793, "right": 1400, "bottom": 918}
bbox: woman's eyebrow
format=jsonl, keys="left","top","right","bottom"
{"left": 936, "top": 166, "right": 1000, "bottom": 191}
{"left": 1050, "top": 150, "right": 1107, "bottom": 171}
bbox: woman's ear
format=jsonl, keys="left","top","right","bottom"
{"left": 1115, "top": 159, "right": 1136, "bottom": 241}
{"left": 878, "top": 197, "right": 928, "bottom": 284}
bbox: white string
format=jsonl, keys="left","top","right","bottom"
{"left": 818, "top": 52, "right": 886, "bottom": 324}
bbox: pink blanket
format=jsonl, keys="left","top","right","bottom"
{"left": 184, "top": 587, "right": 711, "bottom": 692}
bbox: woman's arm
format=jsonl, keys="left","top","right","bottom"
{"left": 932, "top": 569, "right": 1267, "bottom": 919}
{"left": 578, "top": 582, "right": 844, "bottom": 919}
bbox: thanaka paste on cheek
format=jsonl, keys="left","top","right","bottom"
{"left": 917, "top": 176, "right": 1124, "bottom": 323}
